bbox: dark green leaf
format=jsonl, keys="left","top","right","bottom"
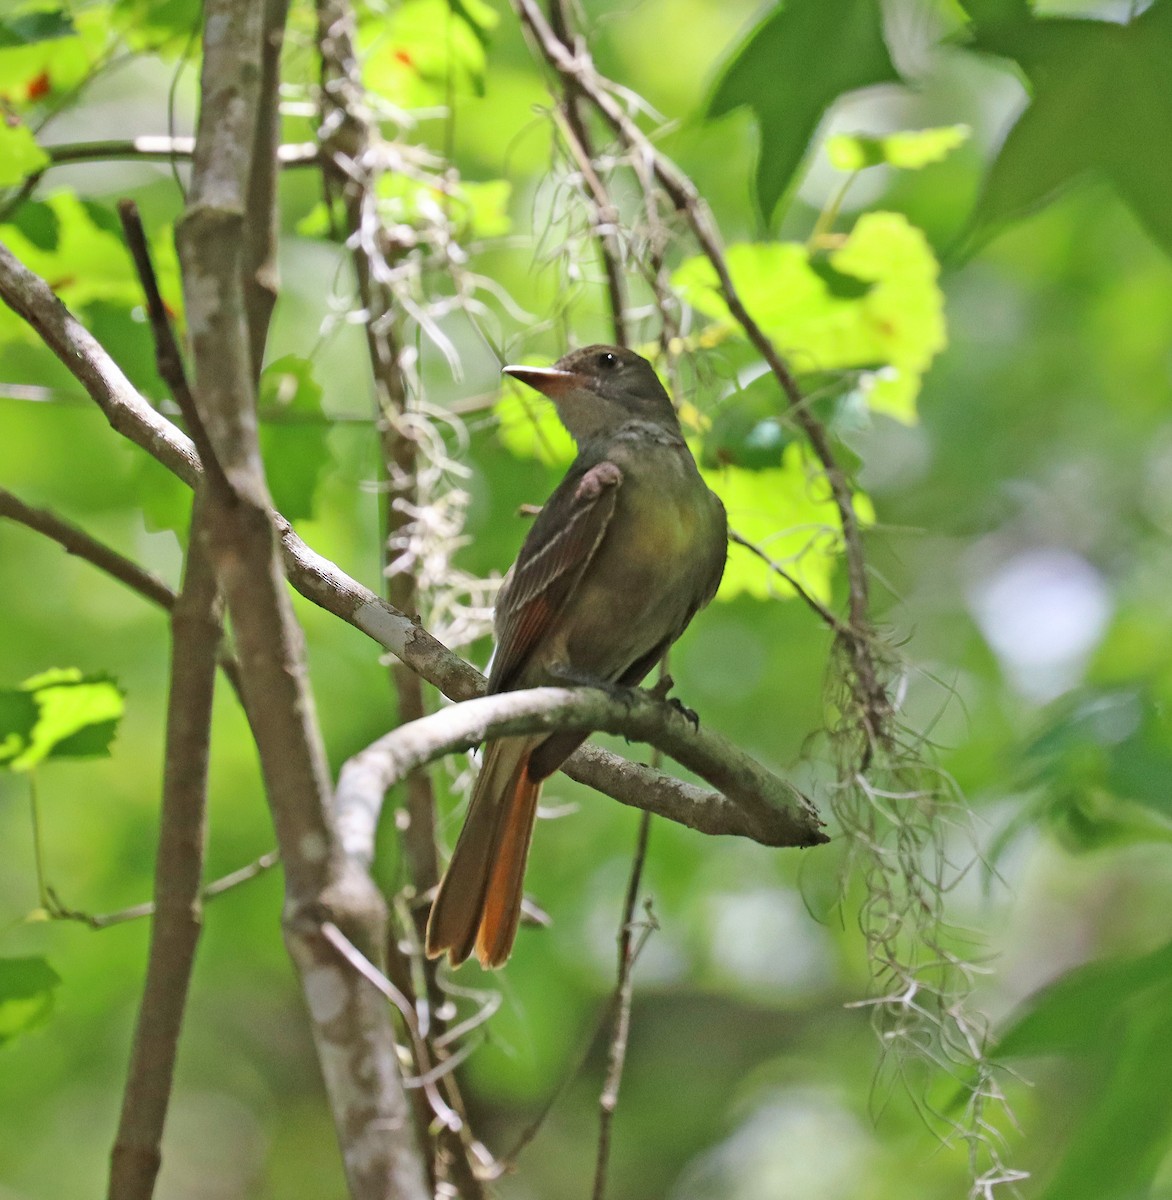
{"left": 112, "top": 0, "right": 202, "bottom": 50}
{"left": 807, "top": 256, "right": 873, "bottom": 300}
{"left": 1039, "top": 1004, "right": 1172, "bottom": 1200}
{"left": 0, "top": 958, "right": 61, "bottom": 1046}
{"left": 993, "top": 939, "right": 1172, "bottom": 1060}
{"left": 707, "top": 0, "right": 900, "bottom": 219}
{"left": 966, "top": 3, "right": 1172, "bottom": 259}
{"left": 10, "top": 199, "right": 61, "bottom": 252}
{"left": 0, "top": 10, "right": 74, "bottom": 48}
{"left": 1022, "top": 687, "right": 1172, "bottom": 846}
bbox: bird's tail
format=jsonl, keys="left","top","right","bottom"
{"left": 425, "top": 736, "right": 542, "bottom": 968}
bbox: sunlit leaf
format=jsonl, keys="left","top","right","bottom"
{"left": 674, "top": 212, "right": 945, "bottom": 424}
{"left": 449, "top": 0, "right": 498, "bottom": 47}
{"left": 0, "top": 958, "right": 61, "bottom": 1047}
{"left": 363, "top": 0, "right": 490, "bottom": 106}
{"left": 0, "top": 192, "right": 139, "bottom": 310}
{"left": 494, "top": 382, "right": 576, "bottom": 468}
{"left": 0, "top": 669, "right": 125, "bottom": 772}
{"left": 0, "top": 124, "right": 48, "bottom": 187}
{"left": 0, "top": 8, "right": 105, "bottom": 99}
{"left": 704, "top": 443, "right": 873, "bottom": 602}
{"left": 827, "top": 124, "right": 971, "bottom": 172}
{"left": 707, "top": 0, "right": 900, "bottom": 218}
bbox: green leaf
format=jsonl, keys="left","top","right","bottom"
{"left": 0, "top": 8, "right": 105, "bottom": 99}
{"left": 363, "top": 0, "right": 491, "bottom": 106}
{"left": 707, "top": 0, "right": 900, "bottom": 219}
{"left": 495, "top": 381, "right": 576, "bottom": 468}
{"left": 9, "top": 198, "right": 61, "bottom": 251}
{"left": 449, "top": 0, "right": 498, "bottom": 47}
{"left": 705, "top": 444, "right": 874, "bottom": 602}
{"left": 133, "top": 453, "right": 193, "bottom": 539}
{"left": 1038, "top": 1004, "right": 1172, "bottom": 1200}
{"left": 674, "top": 212, "right": 946, "bottom": 423}
{"left": 0, "top": 669, "right": 125, "bottom": 772}
{"left": 112, "top": 0, "right": 202, "bottom": 50}
{"left": 0, "top": 10, "right": 74, "bottom": 49}
{"left": 991, "top": 943, "right": 1172, "bottom": 1200}
{"left": 0, "top": 192, "right": 140, "bottom": 310}
{"left": 258, "top": 356, "right": 333, "bottom": 523}
{"left": 827, "top": 124, "right": 971, "bottom": 172}
{"left": 993, "top": 939, "right": 1172, "bottom": 1060}
{"left": 966, "top": 3, "right": 1172, "bottom": 259}
{"left": 0, "top": 123, "right": 48, "bottom": 187}
{"left": 0, "top": 958, "right": 61, "bottom": 1047}
{"left": 1022, "top": 687, "right": 1172, "bottom": 848}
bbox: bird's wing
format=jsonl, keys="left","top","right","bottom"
{"left": 488, "top": 460, "right": 622, "bottom": 693}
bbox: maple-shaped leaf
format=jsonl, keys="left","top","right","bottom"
{"left": 707, "top": 0, "right": 901, "bottom": 220}
{"left": 965, "top": 0, "right": 1172, "bottom": 258}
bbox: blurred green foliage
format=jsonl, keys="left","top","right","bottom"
{"left": 2, "top": 1, "right": 1172, "bottom": 1199}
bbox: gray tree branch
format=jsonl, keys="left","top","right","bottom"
{"left": 336, "top": 687, "right": 825, "bottom": 853}
{"left": 175, "top": 2, "right": 429, "bottom": 1197}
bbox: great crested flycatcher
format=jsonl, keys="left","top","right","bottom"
{"left": 425, "top": 344, "right": 728, "bottom": 968}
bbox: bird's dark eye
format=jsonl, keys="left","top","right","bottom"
{"left": 597, "top": 351, "right": 618, "bottom": 370}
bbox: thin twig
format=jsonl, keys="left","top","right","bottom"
{"left": 0, "top": 486, "right": 175, "bottom": 610}
{"left": 44, "top": 851, "right": 279, "bottom": 930}
{"left": 546, "top": 0, "right": 628, "bottom": 346}
{"left": 592, "top": 811, "right": 652, "bottom": 1200}
{"left": 108, "top": 500, "right": 220, "bottom": 1200}
{"left": 728, "top": 528, "right": 848, "bottom": 634}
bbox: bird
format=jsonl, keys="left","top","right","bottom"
{"left": 425, "top": 344, "right": 728, "bottom": 968}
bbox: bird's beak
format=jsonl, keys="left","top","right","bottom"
{"left": 502, "top": 364, "right": 588, "bottom": 399}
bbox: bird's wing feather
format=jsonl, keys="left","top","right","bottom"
{"left": 488, "top": 460, "right": 622, "bottom": 693}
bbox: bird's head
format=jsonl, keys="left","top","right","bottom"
{"left": 502, "top": 344, "right": 680, "bottom": 445}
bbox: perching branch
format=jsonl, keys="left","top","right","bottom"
{"left": 107, "top": 502, "right": 220, "bottom": 1200}
{"left": 336, "top": 687, "right": 825, "bottom": 853}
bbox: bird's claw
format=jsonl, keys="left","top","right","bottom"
{"left": 668, "top": 696, "right": 700, "bottom": 730}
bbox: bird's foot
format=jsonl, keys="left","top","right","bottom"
{"left": 645, "top": 673, "right": 699, "bottom": 729}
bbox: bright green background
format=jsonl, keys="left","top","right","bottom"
{"left": 2, "top": 1, "right": 1172, "bottom": 1198}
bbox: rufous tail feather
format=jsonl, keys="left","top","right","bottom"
{"left": 425, "top": 737, "right": 542, "bottom": 968}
